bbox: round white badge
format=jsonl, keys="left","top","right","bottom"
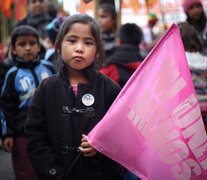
{"left": 82, "top": 94, "right": 95, "bottom": 106}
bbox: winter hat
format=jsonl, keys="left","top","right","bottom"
{"left": 147, "top": 13, "right": 158, "bottom": 24}
{"left": 46, "top": 16, "right": 66, "bottom": 44}
{"left": 182, "top": 0, "right": 202, "bottom": 14}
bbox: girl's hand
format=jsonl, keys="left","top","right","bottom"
{"left": 79, "top": 134, "right": 97, "bottom": 157}
{"left": 3, "top": 136, "right": 14, "bottom": 152}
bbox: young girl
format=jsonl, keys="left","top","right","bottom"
{"left": 25, "top": 14, "right": 124, "bottom": 180}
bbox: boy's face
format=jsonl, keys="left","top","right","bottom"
{"left": 12, "top": 35, "right": 40, "bottom": 61}
{"left": 28, "top": 0, "right": 46, "bottom": 15}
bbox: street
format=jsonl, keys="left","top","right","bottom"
{"left": 0, "top": 147, "right": 14, "bottom": 180}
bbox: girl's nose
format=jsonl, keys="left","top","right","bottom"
{"left": 75, "top": 43, "right": 84, "bottom": 53}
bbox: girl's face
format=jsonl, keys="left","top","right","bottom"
{"left": 98, "top": 9, "right": 116, "bottom": 34}
{"left": 12, "top": 35, "right": 40, "bottom": 61}
{"left": 187, "top": 3, "right": 203, "bottom": 21}
{"left": 60, "top": 23, "right": 97, "bottom": 71}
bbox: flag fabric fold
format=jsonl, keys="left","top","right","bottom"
{"left": 87, "top": 24, "right": 207, "bottom": 180}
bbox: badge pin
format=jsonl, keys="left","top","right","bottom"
{"left": 82, "top": 94, "right": 95, "bottom": 106}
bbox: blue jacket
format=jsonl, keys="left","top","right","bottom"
{"left": 0, "top": 58, "right": 55, "bottom": 137}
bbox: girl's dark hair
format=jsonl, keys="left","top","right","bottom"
{"left": 10, "top": 25, "right": 40, "bottom": 47}
{"left": 178, "top": 22, "right": 203, "bottom": 52}
{"left": 55, "top": 14, "right": 104, "bottom": 68}
{"left": 186, "top": 4, "right": 207, "bottom": 32}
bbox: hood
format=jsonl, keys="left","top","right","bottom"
{"left": 103, "top": 44, "right": 143, "bottom": 66}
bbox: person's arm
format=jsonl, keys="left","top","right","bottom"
{"left": 1, "top": 71, "right": 18, "bottom": 138}
{"left": 25, "top": 83, "right": 65, "bottom": 179}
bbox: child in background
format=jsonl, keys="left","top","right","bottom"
{"left": 100, "top": 23, "right": 144, "bottom": 88}
{"left": 143, "top": 13, "right": 162, "bottom": 54}
{"left": 178, "top": 22, "right": 207, "bottom": 130}
{"left": 98, "top": 3, "right": 117, "bottom": 59}
{"left": 15, "top": 0, "right": 53, "bottom": 59}
{"left": 15, "top": 0, "right": 52, "bottom": 40}
{"left": 25, "top": 14, "right": 124, "bottom": 180}
{"left": 0, "top": 25, "right": 55, "bottom": 180}
{"left": 182, "top": 0, "right": 207, "bottom": 55}
{"left": 44, "top": 16, "right": 66, "bottom": 70}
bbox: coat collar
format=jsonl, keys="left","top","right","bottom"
{"left": 59, "top": 61, "right": 98, "bottom": 88}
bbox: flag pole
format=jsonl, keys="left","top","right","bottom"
{"left": 94, "top": 0, "right": 99, "bottom": 19}
{"left": 116, "top": 0, "right": 122, "bottom": 30}
{"left": 1, "top": 12, "right": 8, "bottom": 45}
{"left": 145, "top": 0, "right": 149, "bottom": 14}
{"left": 159, "top": 0, "right": 167, "bottom": 31}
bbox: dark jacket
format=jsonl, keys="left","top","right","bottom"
{"left": 25, "top": 65, "right": 123, "bottom": 180}
{"left": 15, "top": 13, "right": 51, "bottom": 59}
{"left": 0, "top": 55, "right": 15, "bottom": 92}
{"left": 15, "top": 12, "right": 51, "bottom": 39}
{"left": 100, "top": 44, "right": 143, "bottom": 87}
{"left": 0, "top": 58, "right": 55, "bottom": 137}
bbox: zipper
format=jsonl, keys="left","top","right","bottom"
{"left": 30, "top": 68, "right": 39, "bottom": 87}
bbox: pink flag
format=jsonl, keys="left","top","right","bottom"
{"left": 88, "top": 24, "right": 207, "bottom": 179}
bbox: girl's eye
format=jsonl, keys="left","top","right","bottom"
{"left": 85, "top": 41, "right": 94, "bottom": 46}
{"left": 68, "top": 39, "right": 76, "bottom": 44}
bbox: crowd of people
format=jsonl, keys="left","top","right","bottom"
{"left": 0, "top": 0, "right": 207, "bottom": 179}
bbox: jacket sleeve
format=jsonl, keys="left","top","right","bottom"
{"left": 25, "top": 82, "right": 65, "bottom": 179}
{"left": 1, "top": 71, "right": 18, "bottom": 137}
{"left": 99, "top": 64, "right": 120, "bottom": 84}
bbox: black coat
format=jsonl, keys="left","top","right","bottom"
{"left": 25, "top": 66, "right": 123, "bottom": 180}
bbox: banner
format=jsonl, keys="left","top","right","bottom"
{"left": 1, "top": 0, "right": 13, "bottom": 18}
{"left": 88, "top": 24, "right": 207, "bottom": 179}
{"left": 15, "top": 0, "right": 27, "bottom": 21}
